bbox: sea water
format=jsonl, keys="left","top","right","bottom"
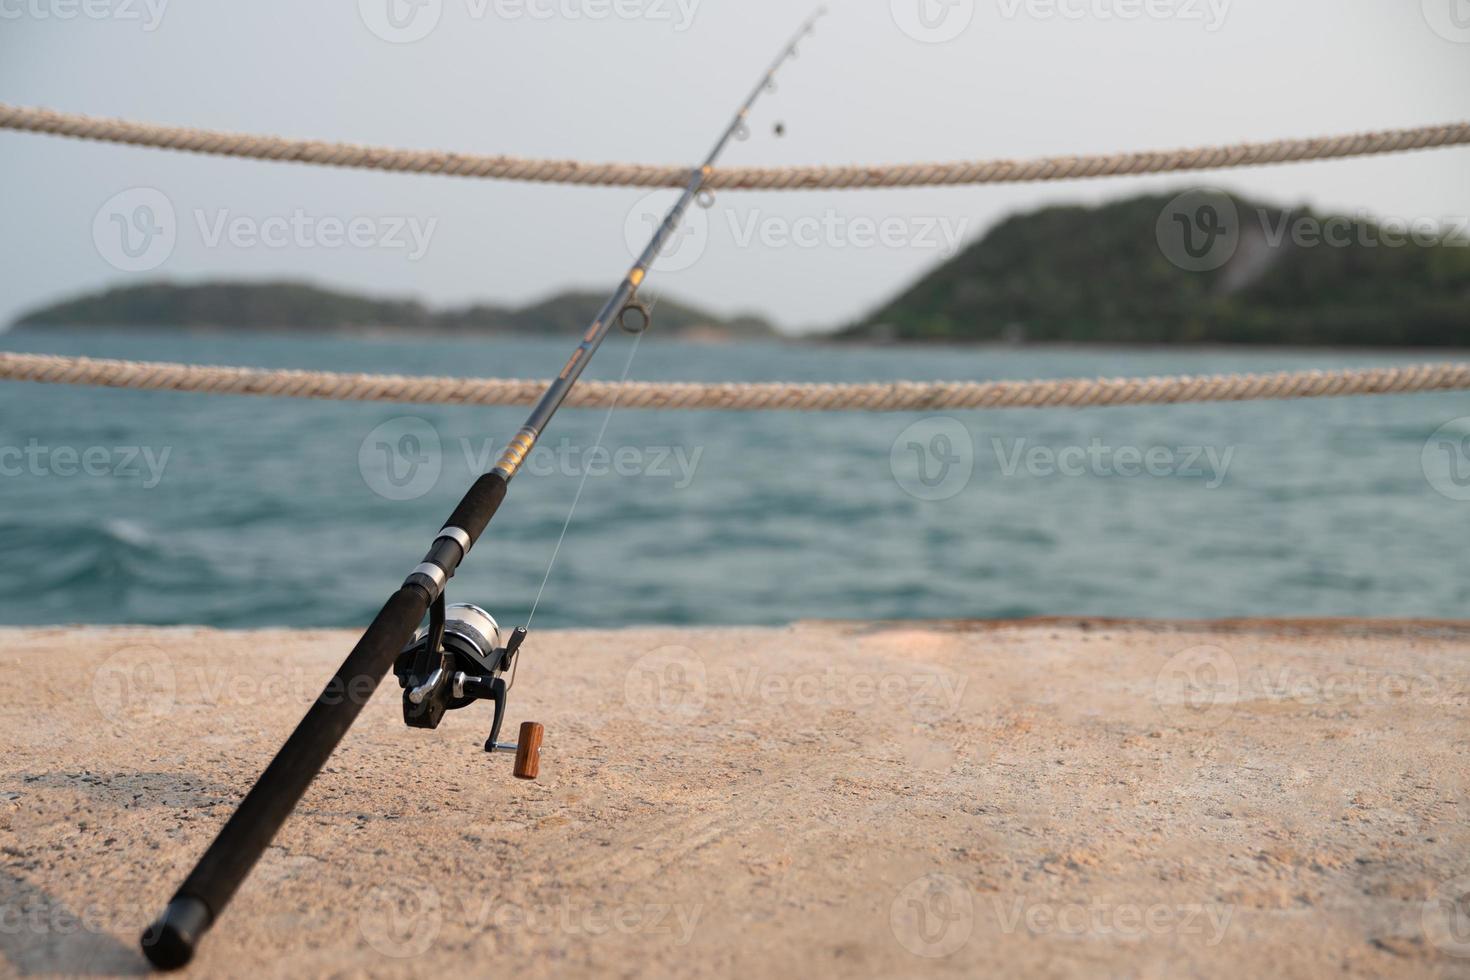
{"left": 2, "top": 327, "right": 1467, "bottom": 627}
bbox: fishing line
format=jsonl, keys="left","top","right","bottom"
{"left": 522, "top": 290, "right": 661, "bottom": 638}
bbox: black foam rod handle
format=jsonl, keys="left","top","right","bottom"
{"left": 141, "top": 584, "right": 429, "bottom": 970}
{"left": 141, "top": 472, "right": 515, "bottom": 969}
{"left": 444, "top": 472, "right": 508, "bottom": 547}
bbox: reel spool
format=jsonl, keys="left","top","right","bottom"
{"left": 393, "top": 602, "right": 542, "bottom": 778}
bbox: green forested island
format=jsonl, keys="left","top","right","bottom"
{"left": 14, "top": 192, "right": 1469, "bottom": 346}
{"left": 843, "top": 192, "right": 1470, "bottom": 346}
{"left": 10, "top": 281, "right": 775, "bottom": 340}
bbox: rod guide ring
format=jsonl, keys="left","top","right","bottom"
{"left": 618, "top": 301, "right": 651, "bottom": 335}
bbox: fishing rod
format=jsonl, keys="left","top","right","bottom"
{"left": 139, "top": 9, "right": 825, "bottom": 970}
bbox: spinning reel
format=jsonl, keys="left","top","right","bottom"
{"left": 392, "top": 598, "right": 543, "bottom": 779}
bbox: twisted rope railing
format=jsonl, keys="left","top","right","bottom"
{"left": 4, "top": 103, "right": 1467, "bottom": 189}
{"left": 4, "top": 352, "right": 1468, "bottom": 411}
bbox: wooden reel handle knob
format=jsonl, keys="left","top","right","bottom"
{"left": 513, "top": 722, "right": 543, "bottom": 780}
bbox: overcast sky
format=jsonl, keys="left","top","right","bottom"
{"left": 2, "top": 0, "right": 1467, "bottom": 333}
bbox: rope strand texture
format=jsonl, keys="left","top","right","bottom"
{"left": 4, "top": 352, "right": 1468, "bottom": 411}
{"left": 3, "top": 103, "right": 1467, "bottom": 189}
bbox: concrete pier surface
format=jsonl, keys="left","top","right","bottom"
{"left": 0, "top": 619, "right": 1466, "bottom": 978}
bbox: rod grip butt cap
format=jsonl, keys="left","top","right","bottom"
{"left": 141, "top": 896, "right": 211, "bottom": 971}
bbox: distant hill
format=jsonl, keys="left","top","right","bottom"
{"left": 842, "top": 192, "right": 1470, "bottom": 346}
{"left": 10, "top": 280, "right": 776, "bottom": 340}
